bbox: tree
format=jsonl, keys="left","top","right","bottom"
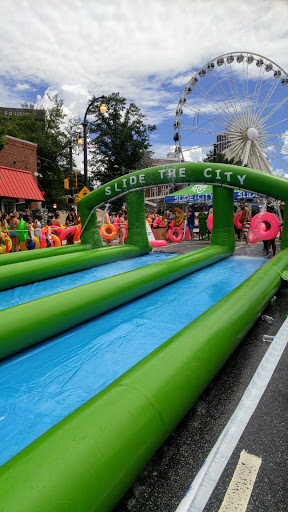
{"left": 0, "top": 95, "right": 79, "bottom": 209}
{"left": 204, "top": 149, "right": 244, "bottom": 167}
{"left": 88, "top": 92, "right": 156, "bottom": 186}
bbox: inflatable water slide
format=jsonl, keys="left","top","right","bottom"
{"left": 1, "top": 162, "right": 288, "bottom": 512}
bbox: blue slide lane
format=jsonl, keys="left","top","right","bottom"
{"left": 0, "top": 255, "right": 266, "bottom": 466}
{"left": 0, "top": 253, "right": 176, "bottom": 310}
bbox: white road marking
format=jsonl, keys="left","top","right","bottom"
{"left": 219, "top": 450, "right": 262, "bottom": 512}
{"left": 176, "top": 318, "right": 288, "bottom": 512}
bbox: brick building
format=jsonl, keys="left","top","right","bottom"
{"left": 0, "top": 136, "right": 44, "bottom": 213}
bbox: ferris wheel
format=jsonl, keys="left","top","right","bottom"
{"left": 173, "top": 52, "right": 288, "bottom": 175}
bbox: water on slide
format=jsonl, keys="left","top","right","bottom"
{"left": 0, "top": 254, "right": 266, "bottom": 466}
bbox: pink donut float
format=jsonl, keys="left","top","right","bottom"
{"left": 207, "top": 214, "right": 213, "bottom": 232}
{"left": 51, "top": 225, "right": 63, "bottom": 234}
{"left": 60, "top": 226, "right": 76, "bottom": 241}
{"left": 168, "top": 227, "right": 183, "bottom": 243}
{"left": 249, "top": 212, "right": 280, "bottom": 242}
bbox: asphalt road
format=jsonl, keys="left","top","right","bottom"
{"left": 114, "top": 239, "right": 287, "bottom": 512}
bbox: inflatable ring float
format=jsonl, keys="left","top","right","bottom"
{"left": 175, "top": 208, "right": 184, "bottom": 227}
{"left": 51, "top": 225, "right": 63, "bottom": 235}
{"left": 51, "top": 234, "right": 61, "bottom": 246}
{"left": 100, "top": 224, "right": 118, "bottom": 240}
{"left": 249, "top": 212, "right": 280, "bottom": 243}
{"left": 207, "top": 214, "right": 213, "bottom": 233}
{"left": 60, "top": 226, "right": 76, "bottom": 241}
{"left": 20, "top": 236, "right": 40, "bottom": 251}
{"left": 1, "top": 233, "right": 12, "bottom": 253}
{"left": 168, "top": 227, "right": 183, "bottom": 242}
{"left": 73, "top": 225, "right": 81, "bottom": 242}
{"left": 17, "top": 220, "right": 28, "bottom": 242}
{"left": 234, "top": 211, "right": 252, "bottom": 229}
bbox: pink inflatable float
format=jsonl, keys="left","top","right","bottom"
{"left": 248, "top": 212, "right": 280, "bottom": 244}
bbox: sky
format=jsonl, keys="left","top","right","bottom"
{"left": 1, "top": 0, "right": 288, "bottom": 174}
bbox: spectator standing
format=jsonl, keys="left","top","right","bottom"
{"left": 33, "top": 215, "right": 42, "bottom": 242}
{"left": 187, "top": 206, "right": 195, "bottom": 240}
{"left": 9, "top": 213, "right": 20, "bottom": 252}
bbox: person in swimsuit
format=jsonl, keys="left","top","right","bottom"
{"left": 52, "top": 212, "right": 62, "bottom": 227}
{"left": 118, "top": 212, "right": 125, "bottom": 245}
{"left": 239, "top": 203, "right": 251, "bottom": 244}
{"left": 9, "top": 214, "right": 20, "bottom": 252}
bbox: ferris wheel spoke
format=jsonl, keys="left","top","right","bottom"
{"left": 262, "top": 140, "right": 287, "bottom": 152}
{"left": 253, "top": 79, "right": 280, "bottom": 125}
{"left": 191, "top": 82, "right": 230, "bottom": 122}
{"left": 207, "top": 67, "right": 239, "bottom": 117}
{"left": 251, "top": 66, "right": 266, "bottom": 122}
{"left": 180, "top": 126, "right": 226, "bottom": 136}
{"left": 264, "top": 147, "right": 288, "bottom": 172}
{"left": 183, "top": 104, "right": 227, "bottom": 130}
{"left": 223, "top": 62, "right": 241, "bottom": 116}
{"left": 260, "top": 95, "right": 288, "bottom": 125}
{"left": 264, "top": 117, "right": 288, "bottom": 130}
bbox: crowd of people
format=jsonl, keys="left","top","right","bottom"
{"left": 1, "top": 202, "right": 282, "bottom": 255}
{"left": 145, "top": 206, "right": 213, "bottom": 240}
{"left": 0, "top": 207, "right": 81, "bottom": 253}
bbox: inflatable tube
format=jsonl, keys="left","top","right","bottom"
{"left": 175, "top": 208, "right": 184, "bottom": 227}
{"left": 60, "top": 226, "right": 76, "bottom": 241}
{"left": 207, "top": 214, "right": 213, "bottom": 233}
{"left": 250, "top": 212, "right": 280, "bottom": 241}
{"left": 1, "top": 233, "right": 12, "bottom": 253}
{"left": 168, "top": 227, "right": 183, "bottom": 242}
{"left": 150, "top": 240, "right": 167, "bottom": 247}
{"left": 51, "top": 234, "right": 61, "bottom": 247}
{"left": 17, "top": 220, "right": 28, "bottom": 242}
{"left": 73, "top": 225, "right": 81, "bottom": 242}
{"left": 51, "top": 225, "right": 63, "bottom": 234}
{"left": 234, "top": 211, "right": 252, "bottom": 229}
{"left": 100, "top": 224, "right": 118, "bottom": 240}
{"left": 20, "top": 236, "right": 40, "bottom": 251}
{"left": 184, "top": 226, "right": 191, "bottom": 240}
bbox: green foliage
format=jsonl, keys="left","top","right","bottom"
{"left": 0, "top": 95, "right": 79, "bottom": 209}
{"left": 204, "top": 150, "right": 244, "bottom": 167}
{"left": 88, "top": 92, "right": 156, "bottom": 186}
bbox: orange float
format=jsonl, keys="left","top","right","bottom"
{"left": 100, "top": 224, "right": 118, "bottom": 240}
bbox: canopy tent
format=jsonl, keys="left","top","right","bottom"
{"left": 165, "top": 184, "right": 264, "bottom": 204}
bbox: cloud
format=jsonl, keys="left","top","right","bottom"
{"left": 1, "top": 1, "right": 287, "bottom": 117}
{"left": 15, "top": 83, "right": 30, "bottom": 91}
{"left": 1, "top": 0, "right": 288, "bottom": 177}
{"left": 182, "top": 146, "right": 204, "bottom": 162}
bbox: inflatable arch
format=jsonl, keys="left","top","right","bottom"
{"left": 1, "top": 163, "right": 288, "bottom": 512}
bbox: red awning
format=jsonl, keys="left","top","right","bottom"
{"left": 0, "top": 166, "right": 44, "bottom": 201}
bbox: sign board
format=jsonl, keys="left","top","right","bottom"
{"left": 77, "top": 186, "right": 91, "bottom": 199}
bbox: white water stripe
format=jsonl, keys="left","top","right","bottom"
{"left": 219, "top": 450, "right": 262, "bottom": 512}
{"left": 176, "top": 318, "right": 288, "bottom": 512}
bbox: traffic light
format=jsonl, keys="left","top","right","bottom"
{"left": 64, "top": 178, "right": 69, "bottom": 190}
{"left": 67, "top": 197, "right": 74, "bottom": 204}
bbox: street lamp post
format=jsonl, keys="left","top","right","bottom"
{"left": 82, "top": 95, "right": 106, "bottom": 188}
{"left": 69, "top": 136, "right": 74, "bottom": 200}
